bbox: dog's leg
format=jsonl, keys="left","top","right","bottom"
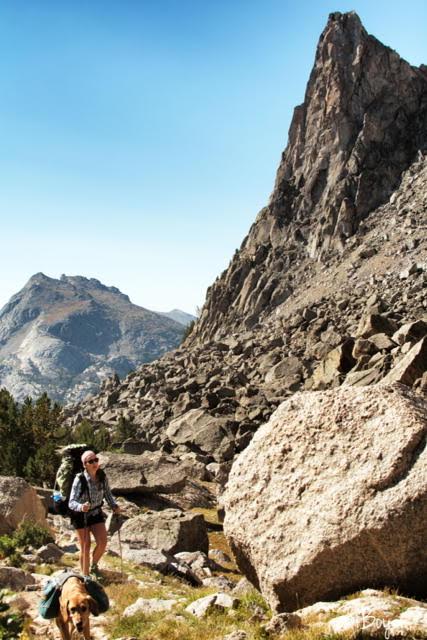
{"left": 55, "top": 616, "right": 71, "bottom": 640}
{"left": 81, "top": 617, "right": 91, "bottom": 640}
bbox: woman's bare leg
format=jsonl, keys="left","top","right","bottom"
{"left": 76, "top": 527, "right": 91, "bottom": 575}
{"left": 90, "top": 522, "right": 108, "bottom": 566}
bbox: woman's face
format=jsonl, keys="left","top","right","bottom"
{"left": 85, "top": 455, "right": 100, "bottom": 471}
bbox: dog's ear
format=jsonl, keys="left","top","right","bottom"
{"left": 87, "top": 596, "right": 99, "bottom": 616}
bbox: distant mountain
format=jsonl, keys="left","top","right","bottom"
{"left": 0, "top": 273, "right": 184, "bottom": 403}
{"left": 158, "top": 309, "right": 196, "bottom": 326}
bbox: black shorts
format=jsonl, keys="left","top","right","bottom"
{"left": 69, "top": 509, "right": 105, "bottom": 530}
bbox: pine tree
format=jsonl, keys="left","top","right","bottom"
{"left": 0, "top": 389, "right": 22, "bottom": 476}
{"left": 73, "top": 419, "right": 111, "bottom": 451}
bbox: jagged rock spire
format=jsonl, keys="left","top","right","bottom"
{"left": 273, "top": 11, "right": 427, "bottom": 257}
{"left": 193, "top": 12, "right": 427, "bottom": 342}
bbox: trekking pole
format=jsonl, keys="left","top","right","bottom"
{"left": 116, "top": 517, "right": 124, "bottom": 581}
{"left": 83, "top": 511, "right": 90, "bottom": 577}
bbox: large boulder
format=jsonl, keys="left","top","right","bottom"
{"left": 98, "top": 451, "right": 187, "bottom": 494}
{"left": 356, "top": 314, "right": 398, "bottom": 339}
{"left": 110, "top": 508, "right": 209, "bottom": 556}
{"left": 166, "top": 409, "right": 236, "bottom": 462}
{"left": 392, "top": 320, "right": 427, "bottom": 347}
{"left": 0, "top": 567, "right": 36, "bottom": 590}
{"left": 223, "top": 384, "right": 427, "bottom": 612}
{"left": 311, "top": 340, "right": 355, "bottom": 389}
{"left": 383, "top": 336, "right": 427, "bottom": 387}
{"left": 0, "top": 476, "right": 47, "bottom": 534}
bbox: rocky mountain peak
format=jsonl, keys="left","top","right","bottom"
{"left": 272, "top": 10, "right": 427, "bottom": 258}
{"left": 58, "top": 274, "right": 131, "bottom": 302}
{"left": 23, "top": 271, "right": 55, "bottom": 290}
{"left": 0, "top": 274, "right": 184, "bottom": 403}
{"left": 193, "top": 12, "right": 427, "bottom": 341}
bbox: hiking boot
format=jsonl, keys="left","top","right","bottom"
{"left": 89, "top": 563, "right": 103, "bottom": 582}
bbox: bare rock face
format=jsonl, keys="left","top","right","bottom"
{"left": 194, "top": 11, "right": 427, "bottom": 341}
{"left": 166, "top": 409, "right": 236, "bottom": 462}
{"left": 98, "top": 451, "right": 188, "bottom": 494}
{"left": 110, "top": 509, "right": 209, "bottom": 555}
{"left": 274, "top": 12, "right": 427, "bottom": 257}
{"left": 0, "top": 476, "right": 47, "bottom": 534}
{"left": 223, "top": 384, "right": 427, "bottom": 612}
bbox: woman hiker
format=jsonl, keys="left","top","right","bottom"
{"left": 68, "top": 450, "right": 120, "bottom": 579}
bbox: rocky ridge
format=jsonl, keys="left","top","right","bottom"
{"left": 0, "top": 273, "right": 184, "bottom": 403}
{"left": 193, "top": 11, "right": 427, "bottom": 342}
{"left": 65, "top": 13, "right": 427, "bottom": 452}
{"left": 64, "top": 153, "right": 427, "bottom": 462}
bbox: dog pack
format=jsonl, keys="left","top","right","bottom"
{"left": 38, "top": 572, "right": 109, "bottom": 620}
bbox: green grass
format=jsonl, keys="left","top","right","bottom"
{"left": 103, "top": 550, "right": 273, "bottom": 640}
{"left": 107, "top": 606, "right": 270, "bottom": 640}
{"left": 102, "top": 540, "right": 358, "bottom": 640}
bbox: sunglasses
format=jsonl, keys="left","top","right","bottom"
{"left": 86, "top": 457, "right": 99, "bottom": 464}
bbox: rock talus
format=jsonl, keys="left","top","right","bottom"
{"left": 65, "top": 13, "right": 427, "bottom": 461}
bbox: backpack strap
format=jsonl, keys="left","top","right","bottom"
{"left": 77, "top": 472, "right": 89, "bottom": 500}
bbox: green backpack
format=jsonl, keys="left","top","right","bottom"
{"left": 52, "top": 444, "right": 90, "bottom": 516}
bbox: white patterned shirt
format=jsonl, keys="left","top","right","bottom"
{"left": 68, "top": 470, "right": 117, "bottom": 513}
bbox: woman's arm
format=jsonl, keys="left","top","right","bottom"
{"left": 103, "top": 475, "right": 119, "bottom": 511}
{"left": 68, "top": 474, "right": 86, "bottom": 512}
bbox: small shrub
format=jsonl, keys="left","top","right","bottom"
{"left": 0, "top": 536, "right": 18, "bottom": 559}
{"left": 113, "top": 417, "right": 138, "bottom": 442}
{"left": 7, "top": 551, "right": 24, "bottom": 569}
{"left": 33, "top": 564, "right": 55, "bottom": 576}
{"left": 0, "top": 521, "right": 53, "bottom": 568}
{"left": 73, "top": 419, "right": 111, "bottom": 451}
{"left": 14, "top": 520, "right": 54, "bottom": 549}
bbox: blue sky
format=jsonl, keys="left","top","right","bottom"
{"left": 1, "top": 1, "right": 426, "bottom": 314}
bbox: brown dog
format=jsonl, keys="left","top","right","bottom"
{"left": 56, "top": 577, "right": 98, "bottom": 639}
